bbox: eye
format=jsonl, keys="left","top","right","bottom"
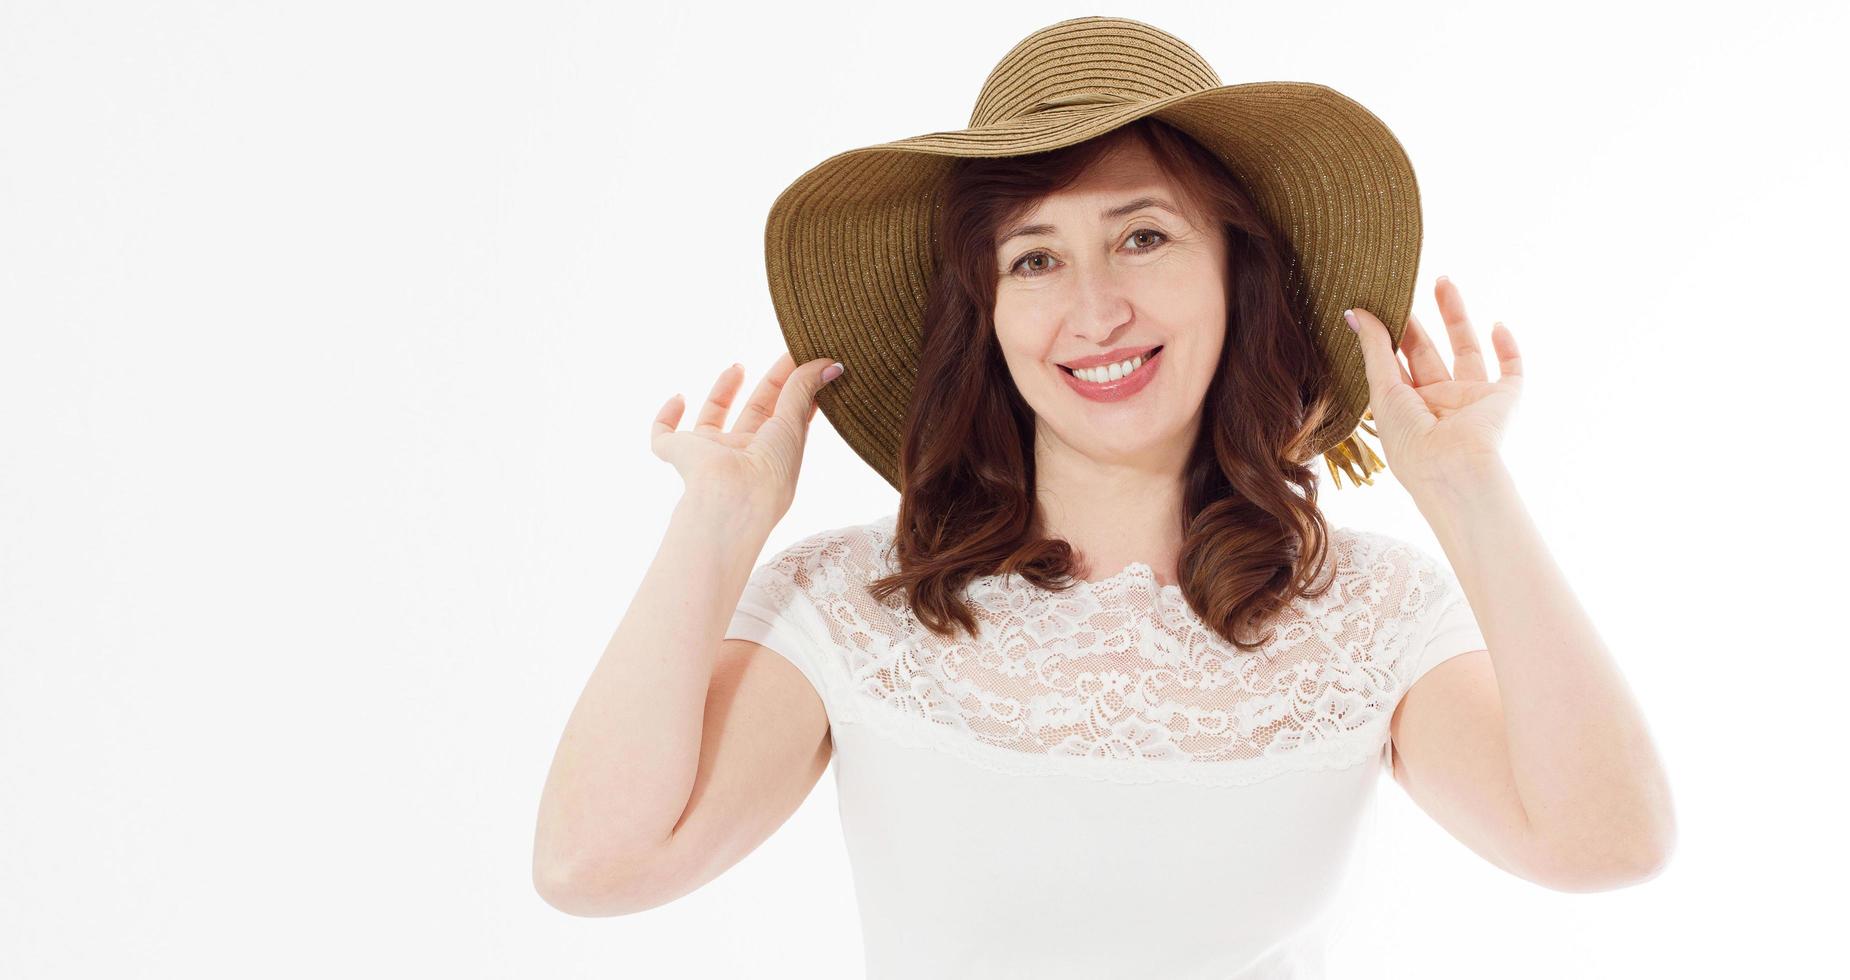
{"left": 1125, "top": 228, "right": 1168, "bottom": 251}
{"left": 1012, "top": 252, "right": 1056, "bottom": 278}
{"left": 1006, "top": 228, "right": 1170, "bottom": 279}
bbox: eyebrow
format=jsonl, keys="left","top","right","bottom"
{"left": 996, "top": 196, "right": 1185, "bottom": 249}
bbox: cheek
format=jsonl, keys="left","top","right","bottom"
{"left": 1165, "top": 276, "right": 1226, "bottom": 361}
{"left": 993, "top": 291, "right": 1032, "bottom": 334}
{"left": 992, "top": 298, "right": 1056, "bottom": 366}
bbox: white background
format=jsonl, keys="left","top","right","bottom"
{"left": 3, "top": 2, "right": 1843, "bottom": 976}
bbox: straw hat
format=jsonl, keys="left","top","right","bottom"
{"left": 763, "top": 15, "right": 1418, "bottom": 491}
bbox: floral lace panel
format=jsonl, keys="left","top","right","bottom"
{"left": 759, "top": 519, "right": 1450, "bottom": 786}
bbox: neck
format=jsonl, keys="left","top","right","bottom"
{"left": 1032, "top": 418, "right": 1193, "bottom": 585}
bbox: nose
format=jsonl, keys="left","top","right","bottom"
{"left": 1066, "top": 258, "right": 1134, "bottom": 344}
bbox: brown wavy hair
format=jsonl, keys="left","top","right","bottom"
{"left": 865, "top": 116, "right": 1350, "bottom": 652}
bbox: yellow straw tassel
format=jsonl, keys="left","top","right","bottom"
{"left": 1321, "top": 412, "right": 1387, "bottom": 489}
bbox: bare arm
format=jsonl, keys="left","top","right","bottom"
{"left": 1349, "top": 283, "right": 1674, "bottom": 887}
{"left": 532, "top": 490, "right": 773, "bottom": 882}
{"left": 530, "top": 352, "right": 842, "bottom": 905}
{"left": 1406, "top": 463, "right": 1675, "bottom": 886}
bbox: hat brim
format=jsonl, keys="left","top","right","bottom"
{"left": 764, "top": 81, "right": 1419, "bottom": 492}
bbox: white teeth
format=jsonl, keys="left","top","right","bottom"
{"left": 1072, "top": 354, "right": 1145, "bottom": 384}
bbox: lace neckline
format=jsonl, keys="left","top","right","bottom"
{"left": 972, "top": 560, "right": 1184, "bottom": 599}
{"left": 873, "top": 514, "right": 1352, "bottom": 607}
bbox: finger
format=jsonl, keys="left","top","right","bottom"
{"left": 1490, "top": 320, "right": 1525, "bottom": 383}
{"left": 1346, "top": 306, "right": 1411, "bottom": 411}
{"left": 733, "top": 351, "right": 796, "bottom": 437}
{"left": 769, "top": 356, "right": 842, "bottom": 437}
{"left": 694, "top": 363, "right": 747, "bottom": 432}
{"left": 1435, "top": 276, "right": 1489, "bottom": 383}
{"left": 1400, "top": 311, "right": 1452, "bottom": 387}
{"left": 651, "top": 392, "right": 685, "bottom": 448}
{"left": 1349, "top": 306, "right": 1411, "bottom": 386}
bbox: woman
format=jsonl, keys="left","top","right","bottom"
{"left": 534, "top": 16, "right": 1677, "bottom": 977}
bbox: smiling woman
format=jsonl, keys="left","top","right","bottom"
{"left": 540, "top": 14, "right": 1674, "bottom": 980}
{"left": 869, "top": 115, "right": 1357, "bottom": 654}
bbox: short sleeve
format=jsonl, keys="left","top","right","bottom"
{"left": 1399, "top": 550, "right": 1488, "bottom": 692}
{"left": 724, "top": 541, "right": 833, "bottom": 708}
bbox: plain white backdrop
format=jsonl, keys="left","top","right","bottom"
{"left": 2, "top": 1, "right": 1844, "bottom": 976}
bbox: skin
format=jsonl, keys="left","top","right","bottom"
{"left": 991, "top": 138, "right": 1226, "bottom": 585}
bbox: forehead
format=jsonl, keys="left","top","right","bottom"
{"left": 1069, "top": 137, "right": 1168, "bottom": 189}
{"left": 1020, "top": 138, "right": 1187, "bottom": 215}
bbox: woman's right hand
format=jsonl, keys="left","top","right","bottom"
{"left": 650, "top": 353, "right": 844, "bottom": 525}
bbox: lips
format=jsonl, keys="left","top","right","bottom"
{"left": 1058, "top": 345, "right": 1163, "bottom": 375}
{"left": 1059, "top": 345, "right": 1163, "bottom": 402}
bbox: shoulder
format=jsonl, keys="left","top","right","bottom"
{"left": 745, "top": 515, "right": 904, "bottom": 642}
{"left": 1323, "top": 525, "right": 1460, "bottom": 612}
{"left": 758, "top": 512, "right": 899, "bottom": 592}
{"left": 1330, "top": 524, "right": 1434, "bottom": 570}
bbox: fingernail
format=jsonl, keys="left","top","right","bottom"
{"left": 822, "top": 362, "right": 844, "bottom": 383}
{"left": 1343, "top": 309, "right": 1358, "bottom": 331}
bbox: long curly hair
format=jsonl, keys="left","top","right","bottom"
{"left": 866, "top": 116, "right": 1349, "bottom": 652}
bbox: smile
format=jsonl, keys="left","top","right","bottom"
{"left": 1059, "top": 345, "right": 1163, "bottom": 402}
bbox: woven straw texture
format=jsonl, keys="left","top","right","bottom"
{"left": 762, "top": 16, "right": 1420, "bottom": 491}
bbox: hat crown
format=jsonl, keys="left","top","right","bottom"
{"left": 967, "top": 16, "right": 1223, "bottom": 129}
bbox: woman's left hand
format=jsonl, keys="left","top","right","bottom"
{"left": 1346, "top": 276, "right": 1522, "bottom": 491}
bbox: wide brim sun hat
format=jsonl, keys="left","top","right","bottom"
{"left": 763, "top": 15, "right": 1419, "bottom": 492}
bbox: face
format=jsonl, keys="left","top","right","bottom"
{"left": 991, "top": 138, "right": 1227, "bottom": 472}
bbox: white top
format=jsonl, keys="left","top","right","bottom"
{"left": 726, "top": 512, "right": 1485, "bottom": 979}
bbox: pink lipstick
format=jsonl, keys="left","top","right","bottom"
{"left": 1058, "top": 345, "right": 1163, "bottom": 402}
